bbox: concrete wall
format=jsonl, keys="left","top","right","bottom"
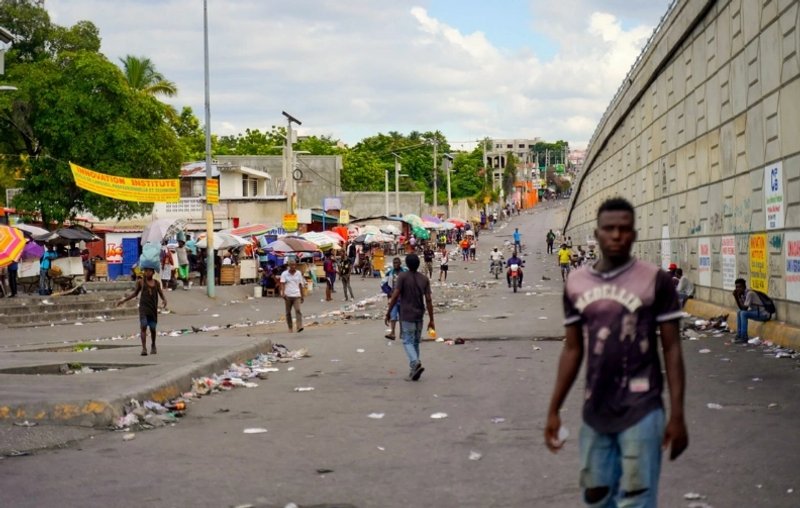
{"left": 340, "top": 192, "right": 426, "bottom": 219}
{"left": 565, "top": 0, "right": 800, "bottom": 325}
{"left": 215, "top": 155, "right": 342, "bottom": 210}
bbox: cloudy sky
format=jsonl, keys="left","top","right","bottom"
{"left": 48, "top": 0, "right": 673, "bottom": 149}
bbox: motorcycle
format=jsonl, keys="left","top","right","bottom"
{"left": 490, "top": 259, "right": 503, "bottom": 279}
{"left": 509, "top": 263, "right": 521, "bottom": 293}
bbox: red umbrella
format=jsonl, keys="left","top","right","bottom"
{"left": 221, "top": 223, "right": 272, "bottom": 238}
{"left": 446, "top": 218, "right": 466, "bottom": 227}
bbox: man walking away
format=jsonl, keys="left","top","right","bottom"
{"left": 732, "top": 278, "right": 770, "bottom": 344}
{"left": 280, "top": 259, "right": 306, "bottom": 333}
{"left": 558, "top": 243, "right": 572, "bottom": 281}
{"left": 513, "top": 228, "right": 522, "bottom": 252}
{"left": 546, "top": 229, "right": 556, "bottom": 255}
{"left": 545, "top": 197, "right": 688, "bottom": 507}
{"left": 338, "top": 255, "right": 355, "bottom": 301}
{"left": 385, "top": 254, "right": 434, "bottom": 382}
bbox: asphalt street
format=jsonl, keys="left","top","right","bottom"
{"left": 1, "top": 202, "right": 799, "bottom": 507}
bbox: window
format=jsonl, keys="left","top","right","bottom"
{"left": 519, "top": 144, "right": 525, "bottom": 148}
{"left": 242, "top": 175, "right": 257, "bottom": 197}
{"left": 506, "top": 144, "right": 513, "bottom": 149}
{"left": 180, "top": 178, "right": 206, "bottom": 198}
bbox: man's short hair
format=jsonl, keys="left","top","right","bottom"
{"left": 597, "top": 197, "right": 635, "bottom": 220}
{"left": 406, "top": 253, "right": 420, "bottom": 271}
{"left": 735, "top": 277, "right": 746, "bottom": 286}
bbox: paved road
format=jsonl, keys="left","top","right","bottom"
{"left": 2, "top": 202, "right": 799, "bottom": 507}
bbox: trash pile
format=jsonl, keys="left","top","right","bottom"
{"left": 112, "top": 343, "right": 309, "bottom": 432}
{"left": 682, "top": 313, "right": 799, "bottom": 359}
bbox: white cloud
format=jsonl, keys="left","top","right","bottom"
{"left": 45, "top": 0, "right": 671, "bottom": 149}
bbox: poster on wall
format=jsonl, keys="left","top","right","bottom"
{"left": 697, "top": 237, "right": 712, "bottom": 286}
{"left": 764, "top": 161, "right": 784, "bottom": 230}
{"left": 749, "top": 234, "right": 768, "bottom": 292}
{"left": 786, "top": 232, "right": 800, "bottom": 302}
{"left": 721, "top": 235, "right": 737, "bottom": 290}
{"left": 661, "top": 225, "right": 671, "bottom": 270}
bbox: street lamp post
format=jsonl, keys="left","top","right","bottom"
{"left": 432, "top": 139, "right": 438, "bottom": 211}
{"left": 393, "top": 153, "right": 401, "bottom": 217}
{"left": 384, "top": 168, "right": 389, "bottom": 216}
{"left": 202, "top": 0, "right": 215, "bottom": 298}
{"left": 282, "top": 111, "right": 302, "bottom": 214}
{"left": 443, "top": 154, "right": 453, "bottom": 218}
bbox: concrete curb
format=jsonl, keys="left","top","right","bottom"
{"left": 684, "top": 299, "right": 800, "bottom": 350}
{"left": 0, "top": 339, "right": 274, "bottom": 428}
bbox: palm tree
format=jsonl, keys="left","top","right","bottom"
{"left": 119, "top": 55, "right": 177, "bottom": 97}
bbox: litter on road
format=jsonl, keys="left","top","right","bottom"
{"left": 243, "top": 428, "right": 268, "bottom": 434}
{"left": 430, "top": 412, "right": 448, "bottom": 419}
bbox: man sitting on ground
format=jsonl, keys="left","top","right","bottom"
{"left": 732, "top": 278, "right": 769, "bottom": 344}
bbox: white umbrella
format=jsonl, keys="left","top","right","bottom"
{"left": 380, "top": 224, "right": 401, "bottom": 235}
{"left": 196, "top": 232, "right": 250, "bottom": 250}
{"left": 464, "top": 229, "right": 475, "bottom": 236}
{"left": 141, "top": 218, "right": 187, "bottom": 246}
{"left": 13, "top": 223, "right": 50, "bottom": 237}
{"left": 300, "top": 232, "right": 336, "bottom": 250}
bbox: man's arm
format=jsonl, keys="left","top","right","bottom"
{"left": 660, "top": 319, "right": 688, "bottom": 460}
{"left": 425, "top": 289, "right": 435, "bottom": 330}
{"left": 544, "top": 324, "right": 583, "bottom": 452}
{"left": 732, "top": 290, "right": 746, "bottom": 310}
{"left": 384, "top": 286, "right": 400, "bottom": 326}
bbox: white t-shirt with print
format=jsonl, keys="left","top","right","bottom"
{"left": 280, "top": 270, "right": 305, "bottom": 297}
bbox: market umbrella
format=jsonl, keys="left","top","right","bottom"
{"left": 361, "top": 224, "right": 381, "bottom": 235}
{"left": 21, "top": 241, "right": 44, "bottom": 260}
{"left": 411, "top": 226, "right": 430, "bottom": 240}
{"left": 196, "top": 232, "right": 250, "bottom": 250}
{"left": 140, "top": 218, "right": 187, "bottom": 246}
{"left": 321, "top": 230, "right": 346, "bottom": 243}
{"left": 266, "top": 237, "right": 320, "bottom": 253}
{"left": 464, "top": 229, "right": 475, "bottom": 236}
{"left": 421, "top": 215, "right": 442, "bottom": 224}
{"left": 446, "top": 218, "right": 466, "bottom": 227}
{"left": 0, "top": 226, "right": 26, "bottom": 268}
{"left": 220, "top": 223, "right": 272, "bottom": 238}
{"left": 300, "top": 232, "right": 336, "bottom": 250}
{"left": 332, "top": 226, "right": 349, "bottom": 242}
{"left": 13, "top": 223, "right": 50, "bottom": 238}
{"left": 34, "top": 226, "right": 99, "bottom": 245}
{"left": 380, "top": 224, "right": 401, "bottom": 236}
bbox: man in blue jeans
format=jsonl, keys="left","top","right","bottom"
{"left": 385, "top": 254, "right": 434, "bottom": 382}
{"left": 513, "top": 227, "right": 522, "bottom": 251}
{"left": 545, "top": 197, "right": 688, "bottom": 507}
{"left": 732, "top": 278, "right": 769, "bottom": 344}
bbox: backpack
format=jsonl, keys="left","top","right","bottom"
{"left": 752, "top": 290, "right": 776, "bottom": 319}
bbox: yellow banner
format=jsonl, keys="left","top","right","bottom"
{"left": 339, "top": 210, "right": 350, "bottom": 224}
{"left": 749, "top": 233, "right": 768, "bottom": 292}
{"left": 283, "top": 214, "right": 298, "bottom": 232}
{"left": 70, "top": 162, "right": 180, "bottom": 203}
{"left": 206, "top": 178, "right": 219, "bottom": 205}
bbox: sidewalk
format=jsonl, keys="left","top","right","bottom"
{"left": 684, "top": 299, "right": 800, "bottom": 351}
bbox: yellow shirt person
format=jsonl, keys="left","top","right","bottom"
{"left": 558, "top": 247, "right": 572, "bottom": 265}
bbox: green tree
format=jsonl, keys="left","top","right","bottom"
{"left": 502, "top": 152, "right": 518, "bottom": 198}
{"left": 118, "top": 55, "right": 177, "bottom": 97}
{"left": 169, "top": 106, "right": 208, "bottom": 162}
{"left": 0, "top": 51, "right": 182, "bottom": 223}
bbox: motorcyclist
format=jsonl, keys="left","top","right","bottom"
{"left": 506, "top": 250, "right": 524, "bottom": 287}
{"left": 489, "top": 247, "right": 504, "bottom": 272}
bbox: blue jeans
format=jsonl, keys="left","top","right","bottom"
{"left": 389, "top": 303, "right": 400, "bottom": 322}
{"left": 579, "top": 408, "right": 665, "bottom": 508}
{"left": 736, "top": 309, "right": 768, "bottom": 339}
{"left": 400, "top": 320, "right": 423, "bottom": 368}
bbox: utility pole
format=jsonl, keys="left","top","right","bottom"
{"left": 393, "top": 153, "right": 401, "bottom": 217}
{"left": 202, "top": 0, "right": 215, "bottom": 298}
{"left": 444, "top": 154, "right": 453, "bottom": 218}
{"left": 432, "top": 139, "right": 438, "bottom": 211}
{"left": 384, "top": 168, "right": 389, "bottom": 216}
{"left": 282, "top": 111, "right": 301, "bottom": 214}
